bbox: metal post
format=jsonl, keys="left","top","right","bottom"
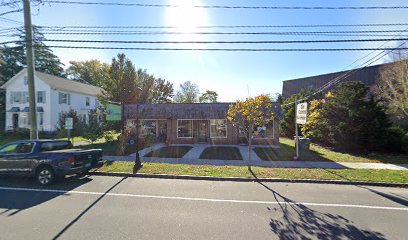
{"left": 295, "top": 97, "right": 299, "bottom": 160}
{"left": 23, "top": 0, "right": 37, "bottom": 139}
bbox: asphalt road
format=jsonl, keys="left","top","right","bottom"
{"left": 0, "top": 175, "right": 407, "bottom": 240}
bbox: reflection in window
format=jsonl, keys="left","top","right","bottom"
{"left": 142, "top": 120, "right": 157, "bottom": 136}
{"left": 177, "top": 120, "right": 193, "bottom": 138}
{"left": 254, "top": 121, "right": 274, "bottom": 139}
{"left": 210, "top": 119, "right": 227, "bottom": 138}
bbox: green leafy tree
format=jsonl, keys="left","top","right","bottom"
{"left": 199, "top": 90, "right": 218, "bottom": 103}
{"left": 305, "top": 81, "right": 391, "bottom": 152}
{"left": 151, "top": 77, "right": 174, "bottom": 103}
{"left": 173, "top": 81, "right": 200, "bottom": 103}
{"left": 83, "top": 110, "right": 104, "bottom": 143}
{"left": 101, "top": 53, "right": 137, "bottom": 104}
{"left": 227, "top": 95, "right": 275, "bottom": 170}
{"left": 55, "top": 109, "right": 86, "bottom": 139}
{"left": 66, "top": 60, "right": 110, "bottom": 87}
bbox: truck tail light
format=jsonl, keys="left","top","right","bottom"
{"left": 67, "top": 156, "right": 75, "bottom": 165}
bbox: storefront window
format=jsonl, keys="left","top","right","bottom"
{"left": 142, "top": 120, "right": 157, "bottom": 136}
{"left": 254, "top": 121, "right": 274, "bottom": 139}
{"left": 210, "top": 119, "right": 227, "bottom": 138}
{"left": 177, "top": 120, "right": 193, "bottom": 138}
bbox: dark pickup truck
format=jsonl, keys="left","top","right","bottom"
{"left": 0, "top": 140, "right": 103, "bottom": 185}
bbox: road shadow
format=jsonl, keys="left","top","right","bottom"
{"left": 0, "top": 175, "right": 93, "bottom": 217}
{"left": 249, "top": 169, "right": 386, "bottom": 239}
{"left": 52, "top": 177, "right": 127, "bottom": 240}
{"left": 322, "top": 169, "right": 408, "bottom": 207}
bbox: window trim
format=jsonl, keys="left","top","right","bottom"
{"left": 253, "top": 119, "right": 275, "bottom": 139}
{"left": 58, "top": 92, "right": 71, "bottom": 105}
{"left": 209, "top": 119, "right": 228, "bottom": 139}
{"left": 177, "top": 119, "right": 194, "bottom": 138}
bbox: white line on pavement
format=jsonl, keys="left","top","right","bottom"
{"left": 1, "top": 186, "right": 407, "bottom": 211}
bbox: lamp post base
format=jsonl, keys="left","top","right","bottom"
{"left": 133, "top": 152, "right": 144, "bottom": 173}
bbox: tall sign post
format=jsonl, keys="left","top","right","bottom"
{"left": 23, "top": 0, "right": 38, "bottom": 139}
{"left": 65, "top": 117, "right": 73, "bottom": 144}
{"left": 295, "top": 100, "right": 308, "bottom": 160}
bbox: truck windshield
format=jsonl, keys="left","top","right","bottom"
{"left": 40, "top": 141, "right": 73, "bottom": 152}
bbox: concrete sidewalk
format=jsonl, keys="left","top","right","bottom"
{"left": 105, "top": 143, "right": 408, "bottom": 170}
{"left": 104, "top": 155, "right": 408, "bottom": 170}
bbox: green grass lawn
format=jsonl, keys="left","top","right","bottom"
{"left": 199, "top": 146, "right": 243, "bottom": 160}
{"left": 144, "top": 146, "right": 193, "bottom": 158}
{"left": 254, "top": 138, "right": 408, "bottom": 164}
{"left": 95, "top": 161, "right": 408, "bottom": 184}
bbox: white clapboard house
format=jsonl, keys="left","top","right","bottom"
{"left": 1, "top": 68, "right": 103, "bottom": 132}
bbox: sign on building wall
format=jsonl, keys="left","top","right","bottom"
{"left": 296, "top": 102, "right": 308, "bottom": 125}
{"left": 106, "top": 103, "right": 122, "bottom": 121}
{"left": 65, "top": 118, "right": 73, "bottom": 130}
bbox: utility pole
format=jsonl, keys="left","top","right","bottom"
{"left": 295, "top": 96, "right": 299, "bottom": 160}
{"left": 23, "top": 0, "right": 38, "bottom": 139}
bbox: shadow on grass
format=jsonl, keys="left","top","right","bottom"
{"left": 254, "top": 141, "right": 329, "bottom": 162}
{"left": 144, "top": 146, "right": 192, "bottom": 158}
{"left": 249, "top": 169, "right": 386, "bottom": 239}
{"left": 199, "top": 146, "right": 243, "bottom": 160}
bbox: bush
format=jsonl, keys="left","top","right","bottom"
{"left": 55, "top": 110, "right": 86, "bottom": 138}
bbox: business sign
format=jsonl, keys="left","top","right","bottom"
{"left": 65, "top": 118, "right": 73, "bottom": 130}
{"left": 296, "top": 102, "right": 308, "bottom": 125}
{"left": 106, "top": 103, "right": 122, "bottom": 121}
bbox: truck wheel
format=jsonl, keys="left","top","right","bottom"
{"left": 36, "top": 166, "right": 55, "bottom": 186}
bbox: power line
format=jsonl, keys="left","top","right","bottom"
{"left": 0, "top": 9, "right": 22, "bottom": 17}
{"left": 23, "top": 45, "right": 408, "bottom": 51}
{"left": 3, "top": 38, "right": 408, "bottom": 45}
{"left": 36, "top": 23, "right": 408, "bottom": 29}
{"left": 42, "top": 1, "right": 408, "bottom": 10}
{"left": 34, "top": 29, "right": 408, "bottom": 35}
{"left": 0, "top": 17, "right": 22, "bottom": 25}
{"left": 282, "top": 40, "right": 408, "bottom": 106}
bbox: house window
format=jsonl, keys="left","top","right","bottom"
{"left": 37, "top": 91, "right": 46, "bottom": 103}
{"left": 85, "top": 97, "right": 90, "bottom": 107}
{"left": 177, "top": 120, "right": 193, "bottom": 138}
{"left": 210, "top": 119, "right": 227, "bottom": 138}
{"left": 11, "top": 91, "right": 23, "bottom": 104}
{"left": 254, "top": 120, "right": 274, "bottom": 139}
{"left": 58, "top": 92, "right": 70, "bottom": 105}
{"left": 141, "top": 120, "right": 157, "bottom": 136}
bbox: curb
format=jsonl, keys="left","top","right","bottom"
{"left": 89, "top": 171, "right": 408, "bottom": 188}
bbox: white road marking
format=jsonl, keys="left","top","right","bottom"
{"left": 0, "top": 186, "right": 407, "bottom": 211}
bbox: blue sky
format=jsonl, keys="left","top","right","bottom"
{"left": 1, "top": 0, "right": 408, "bottom": 101}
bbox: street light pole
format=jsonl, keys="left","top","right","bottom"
{"left": 23, "top": 0, "right": 38, "bottom": 139}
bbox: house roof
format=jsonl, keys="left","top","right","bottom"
{"left": 0, "top": 68, "right": 103, "bottom": 96}
{"left": 125, "top": 103, "right": 283, "bottom": 120}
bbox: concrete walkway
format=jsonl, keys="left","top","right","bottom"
{"left": 105, "top": 142, "right": 408, "bottom": 170}
{"left": 104, "top": 156, "right": 408, "bottom": 170}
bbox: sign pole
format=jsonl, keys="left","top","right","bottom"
{"left": 295, "top": 97, "right": 299, "bottom": 160}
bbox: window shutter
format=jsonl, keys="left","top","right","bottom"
{"left": 43, "top": 91, "right": 46, "bottom": 103}
{"left": 68, "top": 94, "right": 71, "bottom": 105}
{"left": 58, "top": 92, "right": 62, "bottom": 104}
